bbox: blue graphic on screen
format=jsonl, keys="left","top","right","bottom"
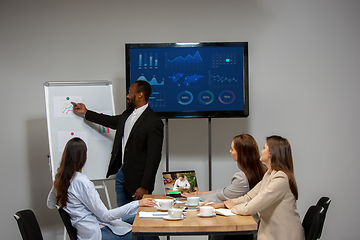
{"left": 138, "top": 75, "right": 164, "bottom": 85}
{"left": 210, "top": 75, "right": 238, "bottom": 86}
{"left": 167, "top": 51, "right": 203, "bottom": 70}
{"left": 129, "top": 45, "right": 245, "bottom": 113}
{"left": 177, "top": 91, "right": 194, "bottom": 105}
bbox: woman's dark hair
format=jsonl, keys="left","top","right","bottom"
{"left": 233, "top": 134, "right": 266, "bottom": 189}
{"left": 266, "top": 135, "right": 299, "bottom": 200}
{"left": 54, "top": 137, "right": 87, "bottom": 208}
{"left": 135, "top": 80, "right": 152, "bottom": 101}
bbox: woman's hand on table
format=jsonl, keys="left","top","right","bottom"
{"left": 181, "top": 191, "right": 198, "bottom": 198}
{"left": 224, "top": 200, "right": 235, "bottom": 209}
{"left": 139, "top": 198, "right": 157, "bottom": 207}
{"left": 199, "top": 200, "right": 225, "bottom": 209}
{"left": 199, "top": 200, "right": 210, "bottom": 207}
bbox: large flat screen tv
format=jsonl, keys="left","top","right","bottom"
{"left": 125, "top": 42, "right": 249, "bottom": 118}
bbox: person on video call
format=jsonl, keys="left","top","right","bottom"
{"left": 72, "top": 80, "right": 164, "bottom": 207}
{"left": 47, "top": 137, "right": 157, "bottom": 240}
{"left": 173, "top": 174, "right": 190, "bottom": 191}
{"left": 182, "top": 134, "right": 266, "bottom": 203}
{"left": 212, "top": 135, "right": 305, "bottom": 240}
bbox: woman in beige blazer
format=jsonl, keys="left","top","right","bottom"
{"left": 219, "top": 135, "right": 305, "bottom": 240}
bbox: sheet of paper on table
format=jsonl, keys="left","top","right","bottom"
{"left": 215, "top": 209, "right": 236, "bottom": 216}
{"left": 139, "top": 211, "right": 169, "bottom": 218}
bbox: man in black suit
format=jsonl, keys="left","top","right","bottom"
{"left": 72, "top": 80, "right": 164, "bottom": 207}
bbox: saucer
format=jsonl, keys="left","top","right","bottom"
{"left": 197, "top": 213, "right": 216, "bottom": 218}
{"left": 156, "top": 206, "right": 170, "bottom": 211}
{"left": 185, "top": 203, "right": 199, "bottom": 207}
{"left": 163, "top": 216, "right": 184, "bottom": 221}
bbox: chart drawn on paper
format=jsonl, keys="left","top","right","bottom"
{"left": 92, "top": 111, "right": 114, "bottom": 141}
{"left": 54, "top": 96, "right": 82, "bottom": 117}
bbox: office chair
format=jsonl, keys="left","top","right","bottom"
{"left": 57, "top": 207, "right": 78, "bottom": 240}
{"left": 14, "top": 209, "right": 44, "bottom": 240}
{"left": 316, "top": 197, "right": 331, "bottom": 239}
{"left": 302, "top": 205, "right": 324, "bottom": 240}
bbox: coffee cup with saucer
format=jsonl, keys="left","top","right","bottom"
{"left": 198, "top": 206, "right": 215, "bottom": 217}
{"left": 164, "top": 208, "right": 183, "bottom": 220}
{"left": 187, "top": 196, "right": 200, "bottom": 206}
{"left": 156, "top": 199, "right": 173, "bottom": 211}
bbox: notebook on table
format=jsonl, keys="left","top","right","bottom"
{"left": 162, "top": 170, "right": 199, "bottom": 198}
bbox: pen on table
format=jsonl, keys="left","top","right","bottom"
{"left": 203, "top": 202, "right": 214, "bottom": 206}
{"left": 152, "top": 200, "right": 160, "bottom": 207}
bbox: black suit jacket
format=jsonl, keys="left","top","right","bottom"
{"left": 85, "top": 106, "right": 164, "bottom": 193}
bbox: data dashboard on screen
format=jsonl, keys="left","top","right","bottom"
{"left": 125, "top": 42, "right": 249, "bottom": 118}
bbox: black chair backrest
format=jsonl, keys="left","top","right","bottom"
{"left": 58, "top": 208, "right": 78, "bottom": 240}
{"left": 316, "top": 197, "right": 331, "bottom": 239}
{"left": 14, "top": 209, "right": 44, "bottom": 240}
{"left": 302, "top": 205, "right": 324, "bottom": 240}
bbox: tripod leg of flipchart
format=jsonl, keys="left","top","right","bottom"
{"left": 63, "top": 226, "right": 67, "bottom": 240}
{"left": 103, "top": 180, "right": 112, "bottom": 209}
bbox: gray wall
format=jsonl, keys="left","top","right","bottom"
{"left": 1, "top": 0, "right": 359, "bottom": 239}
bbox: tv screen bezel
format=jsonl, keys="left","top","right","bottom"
{"left": 125, "top": 42, "right": 249, "bottom": 119}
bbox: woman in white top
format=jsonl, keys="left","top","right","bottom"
{"left": 47, "top": 137, "right": 156, "bottom": 240}
{"left": 182, "top": 134, "right": 266, "bottom": 203}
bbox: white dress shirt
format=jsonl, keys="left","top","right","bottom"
{"left": 122, "top": 104, "right": 148, "bottom": 162}
{"left": 47, "top": 172, "right": 139, "bottom": 240}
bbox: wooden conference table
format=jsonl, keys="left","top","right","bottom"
{"left": 132, "top": 195, "right": 258, "bottom": 240}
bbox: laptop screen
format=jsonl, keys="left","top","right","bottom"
{"left": 162, "top": 170, "right": 199, "bottom": 197}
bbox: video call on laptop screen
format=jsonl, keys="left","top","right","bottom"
{"left": 162, "top": 170, "right": 198, "bottom": 196}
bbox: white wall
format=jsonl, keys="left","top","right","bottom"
{"left": 1, "top": 0, "right": 360, "bottom": 239}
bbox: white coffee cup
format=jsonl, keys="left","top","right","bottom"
{"left": 187, "top": 197, "right": 200, "bottom": 206}
{"left": 168, "top": 208, "right": 183, "bottom": 219}
{"left": 157, "top": 199, "right": 173, "bottom": 209}
{"left": 199, "top": 206, "right": 214, "bottom": 216}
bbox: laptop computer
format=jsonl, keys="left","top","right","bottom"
{"left": 162, "top": 170, "right": 199, "bottom": 198}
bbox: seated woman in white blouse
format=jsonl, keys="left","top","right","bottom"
{"left": 182, "top": 134, "right": 266, "bottom": 203}
{"left": 210, "top": 135, "right": 305, "bottom": 240}
{"left": 47, "top": 137, "right": 156, "bottom": 240}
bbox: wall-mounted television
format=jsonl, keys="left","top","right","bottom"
{"left": 125, "top": 42, "right": 249, "bottom": 118}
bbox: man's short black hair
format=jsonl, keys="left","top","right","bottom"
{"left": 134, "top": 80, "right": 152, "bottom": 101}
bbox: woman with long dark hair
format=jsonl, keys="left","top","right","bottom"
{"left": 47, "top": 137, "right": 156, "bottom": 240}
{"left": 223, "top": 135, "right": 305, "bottom": 240}
{"left": 182, "top": 134, "right": 266, "bottom": 203}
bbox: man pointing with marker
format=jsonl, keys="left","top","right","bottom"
{"left": 72, "top": 80, "right": 164, "bottom": 207}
